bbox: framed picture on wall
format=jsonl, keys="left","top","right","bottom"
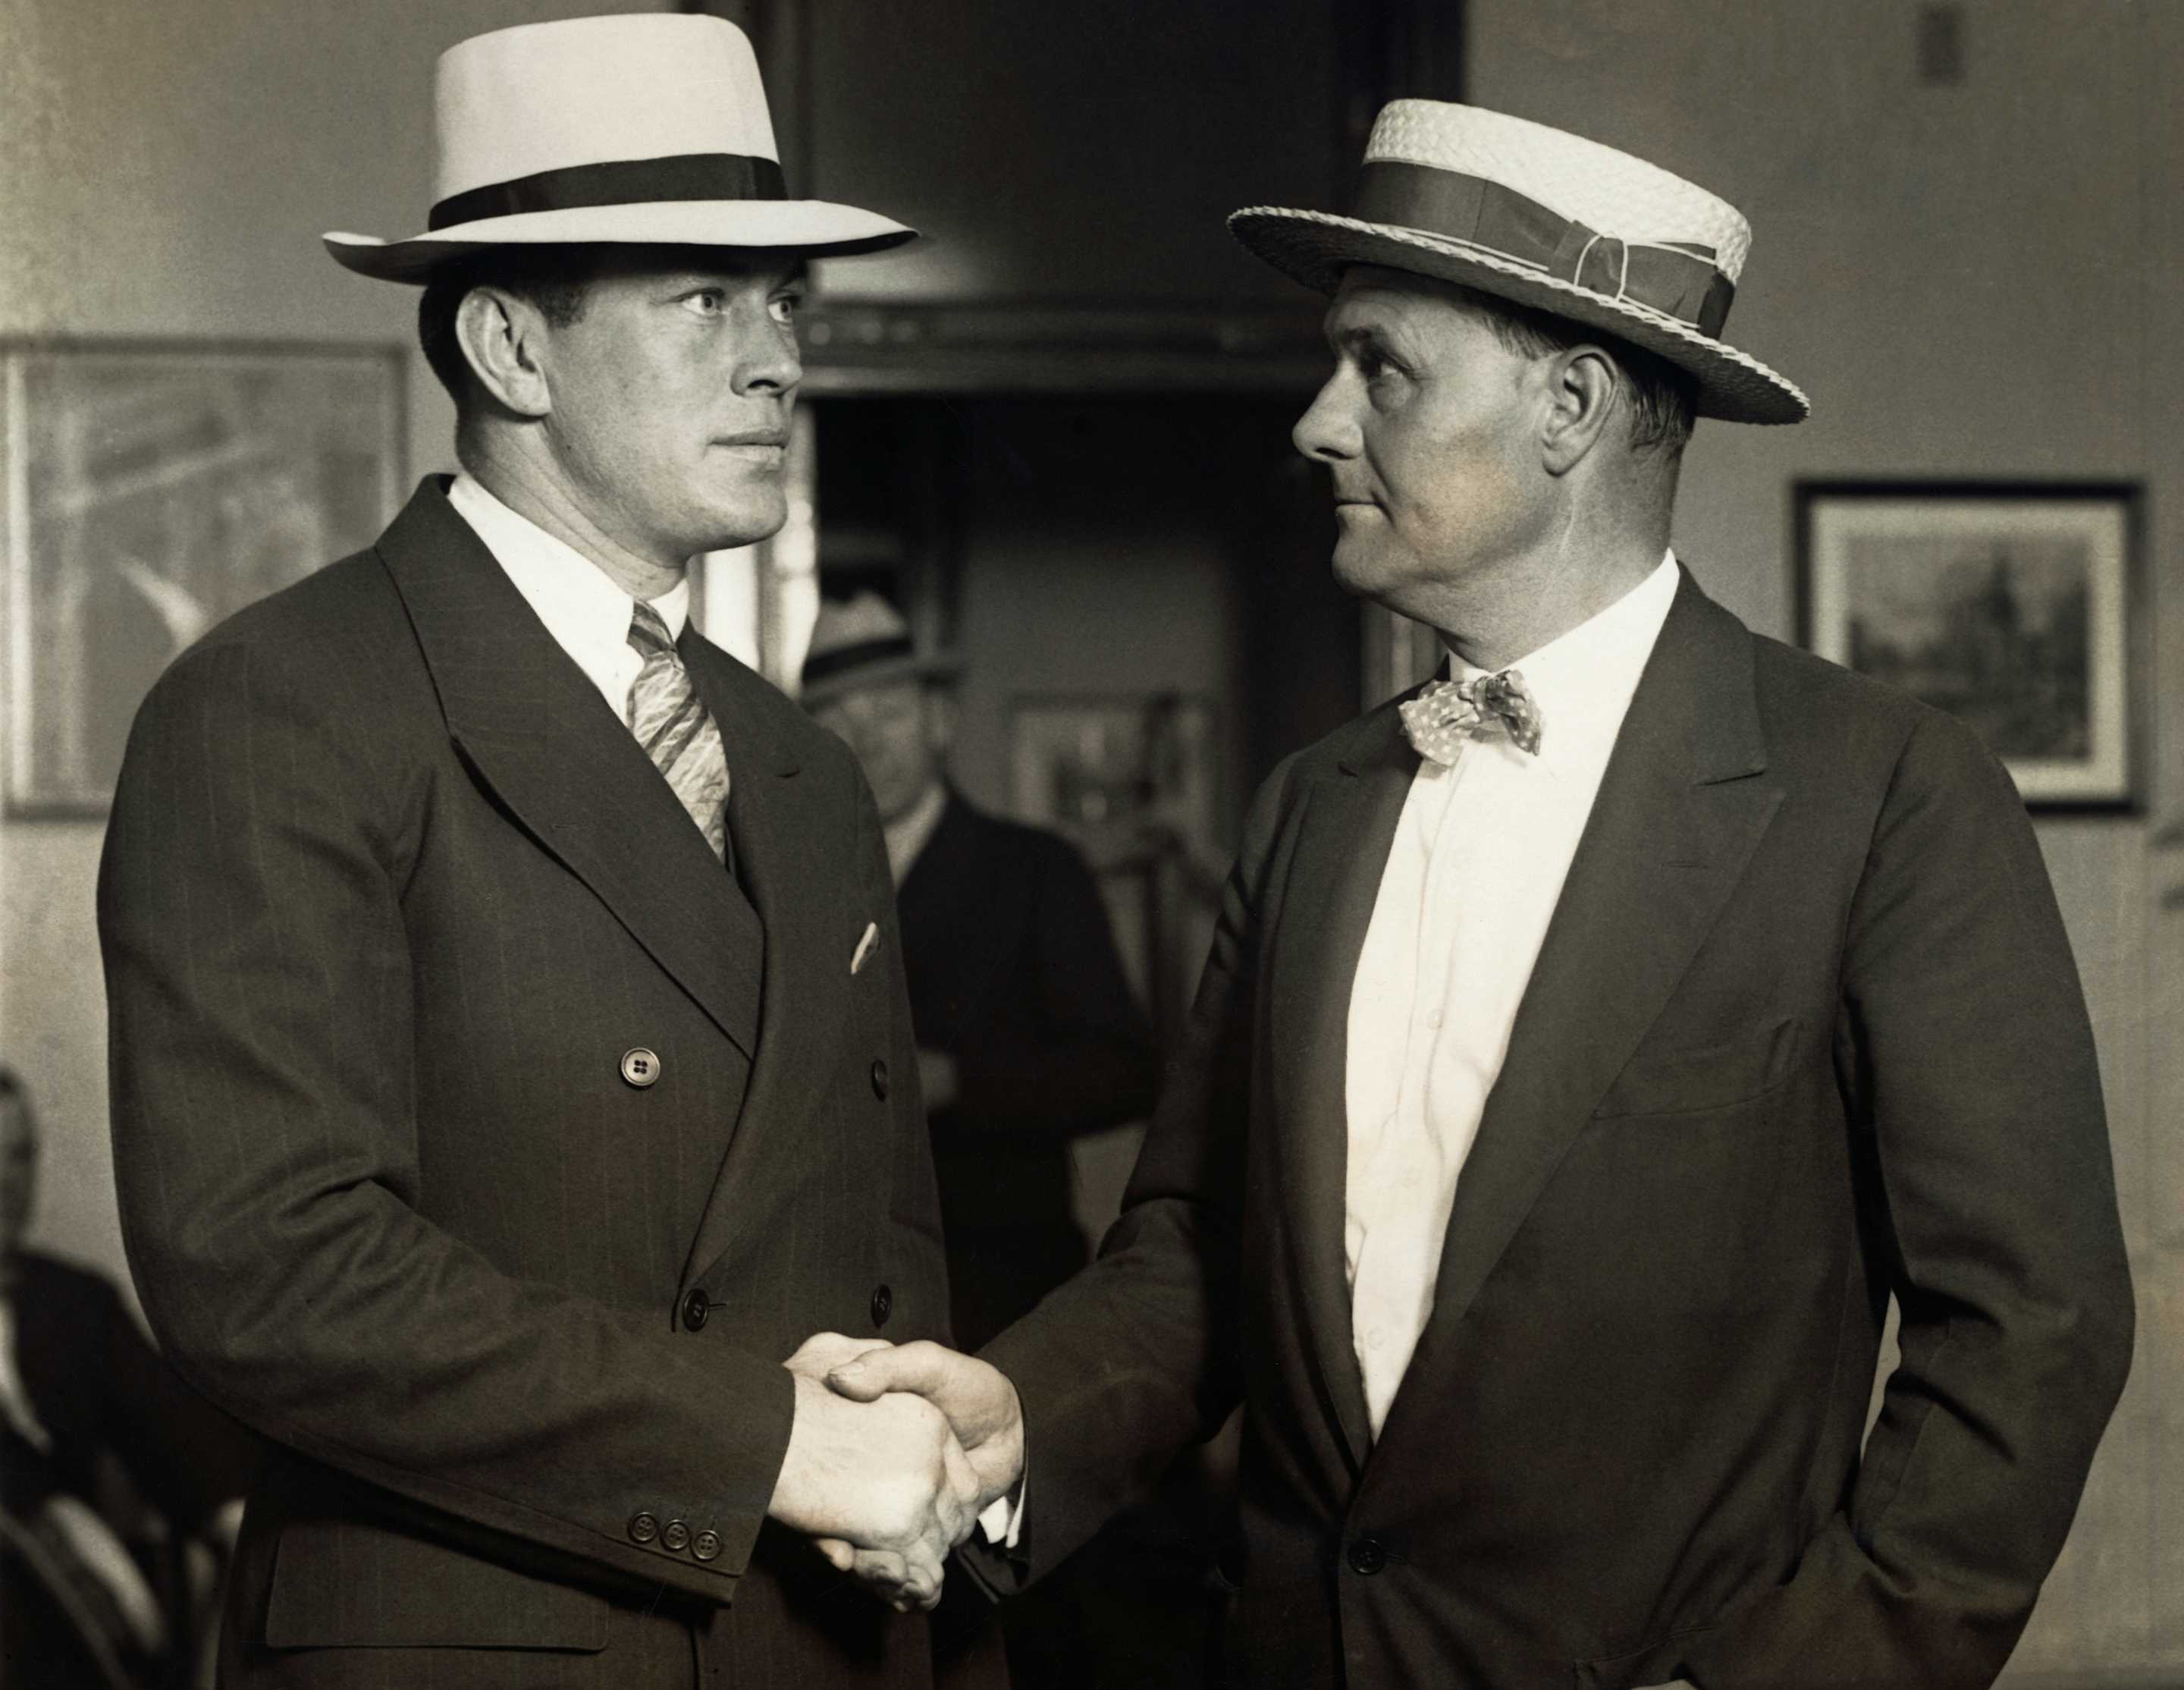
{"left": 2, "top": 338, "right": 406, "bottom": 818}
{"left": 1009, "top": 693, "right": 1225, "bottom": 1030}
{"left": 1796, "top": 480, "right": 2143, "bottom": 812}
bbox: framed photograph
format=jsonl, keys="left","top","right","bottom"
{"left": 3, "top": 339, "right": 406, "bottom": 817}
{"left": 1009, "top": 693, "right": 1225, "bottom": 1029}
{"left": 1796, "top": 480, "right": 2143, "bottom": 812}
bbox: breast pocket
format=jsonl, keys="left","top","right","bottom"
{"left": 1592, "top": 1015, "right": 1800, "bottom": 1120}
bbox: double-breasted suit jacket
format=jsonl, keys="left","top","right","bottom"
{"left": 983, "top": 568, "right": 2134, "bottom": 1689}
{"left": 99, "top": 479, "right": 965, "bottom": 1688}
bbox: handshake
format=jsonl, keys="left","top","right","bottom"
{"left": 767, "top": 1333, "right": 1026, "bottom": 1612}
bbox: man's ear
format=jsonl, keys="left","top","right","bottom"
{"left": 454, "top": 286, "right": 554, "bottom": 419}
{"left": 1539, "top": 344, "right": 1620, "bottom": 476}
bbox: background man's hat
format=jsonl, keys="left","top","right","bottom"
{"left": 1229, "top": 102, "right": 1806, "bottom": 425}
{"left": 325, "top": 13, "right": 915, "bottom": 283}
{"left": 799, "top": 592, "right": 960, "bottom": 706}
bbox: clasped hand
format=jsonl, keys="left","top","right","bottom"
{"left": 769, "top": 1333, "right": 1025, "bottom": 1611}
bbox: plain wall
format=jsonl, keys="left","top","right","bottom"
{"left": 0, "top": 0, "right": 660, "bottom": 1296}
{"left": 1467, "top": 0, "right": 2182, "bottom": 1676}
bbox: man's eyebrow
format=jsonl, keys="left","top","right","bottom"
{"left": 1326, "top": 319, "right": 1402, "bottom": 359}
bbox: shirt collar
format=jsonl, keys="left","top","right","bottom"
{"left": 1447, "top": 550, "right": 1680, "bottom": 776}
{"left": 447, "top": 470, "right": 689, "bottom": 666}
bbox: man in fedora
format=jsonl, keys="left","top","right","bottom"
{"left": 800, "top": 592, "right": 1159, "bottom": 1358}
{"left": 802, "top": 591, "right": 1170, "bottom": 1688}
{"left": 821, "top": 102, "right": 2135, "bottom": 1688}
{"left": 100, "top": 15, "right": 1000, "bottom": 1687}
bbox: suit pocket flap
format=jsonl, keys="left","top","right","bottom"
{"left": 265, "top": 1518, "right": 610, "bottom": 1651}
{"left": 1593, "top": 1016, "right": 1799, "bottom": 1119}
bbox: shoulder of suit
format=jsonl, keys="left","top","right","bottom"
{"left": 142, "top": 547, "right": 416, "bottom": 711}
{"left": 1745, "top": 628, "right": 1963, "bottom": 776}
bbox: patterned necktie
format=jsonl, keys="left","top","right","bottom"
{"left": 626, "top": 601, "right": 730, "bottom": 862}
{"left": 1398, "top": 669, "right": 1546, "bottom": 768}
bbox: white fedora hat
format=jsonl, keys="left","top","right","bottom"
{"left": 325, "top": 13, "right": 915, "bottom": 283}
{"left": 1230, "top": 102, "right": 1806, "bottom": 425}
{"left": 799, "top": 592, "right": 959, "bottom": 708}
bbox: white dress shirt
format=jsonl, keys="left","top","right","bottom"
{"left": 446, "top": 472, "right": 689, "bottom": 721}
{"left": 1345, "top": 552, "right": 1680, "bottom": 1437}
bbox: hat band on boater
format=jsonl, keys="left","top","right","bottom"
{"left": 428, "top": 152, "right": 789, "bottom": 231}
{"left": 799, "top": 633, "right": 917, "bottom": 688}
{"left": 1349, "top": 162, "right": 1737, "bottom": 338}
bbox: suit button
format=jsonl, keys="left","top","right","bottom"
{"left": 682, "top": 1289, "right": 711, "bottom": 1330}
{"left": 692, "top": 1529, "right": 722, "bottom": 1563}
{"left": 661, "top": 1519, "right": 691, "bottom": 1553}
{"left": 620, "top": 1047, "right": 661, "bottom": 1088}
{"left": 1347, "top": 1535, "right": 1387, "bottom": 1575}
{"left": 870, "top": 1283, "right": 893, "bottom": 1327}
{"left": 870, "top": 1058, "right": 890, "bottom": 1100}
{"left": 629, "top": 1513, "right": 659, "bottom": 1546}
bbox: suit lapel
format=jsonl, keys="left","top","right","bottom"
{"left": 1373, "top": 573, "right": 1784, "bottom": 1455}
{"left": 375, "top": 479, "right": 763, "bottom": 1060}
{"left": 1266, "top": 702, "right": 1420, "bottom": 1475}
{"left": 677, "top": 633, "right": 855, "bottom": 1286}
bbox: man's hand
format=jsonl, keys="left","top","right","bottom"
{"left": 825, "top": 1340, "right": 1025, "bottom": 1512}
{"left": 767, "top": 1343, "right": 979, "bottom": 1612}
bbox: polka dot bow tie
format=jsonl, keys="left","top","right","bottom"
{"left": 1398, "top": 670, "right": 1545, "bottom": 766}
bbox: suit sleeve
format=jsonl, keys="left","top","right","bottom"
{"left": 1684, "top": 711, "right": 2135, "bottom": 1690}
{"left": 98, "top": 636, "right": 795, "bottom": 1605}
{"left": 970, "top": 759, "right": 1299, "bottom": 1583}
{"left": 944, "top": 834, "right": 1160, "bottom": 1139}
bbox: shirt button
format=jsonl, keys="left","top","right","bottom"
{"left": 628, "top": 1512, "right": 659, "bottom": 1546}
{"left": 871, "top": 1283, "right": 893, "bottom": 1327}
{"left": 681, "top": 1289, "right": 711, "bottom": 1331}
{"left": 870, "top": 1058, "right": 890, "bottom": 1100}
{"left": 1426, "top": 1009, "right": 1444, "bottom": 1030}
{"left": 692, "top": 1529, "right": 722, "bottom": 1563}
{"left": 1367, "top": 1327, "right": 1385, "bottom": 1350}
{"left": 1348, "top": 1535, "right": 1388, "bottom": 1576}
{"left": 620, "top": 1047, "right": 661, "bottom": 1088}
{"left": 661, "top": 1519, "right": 691, "bottom": 1553}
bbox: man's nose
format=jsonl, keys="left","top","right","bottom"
{"left": 736, "top": 315, "right": 802, "bottom": 396}
{"left": 1292, "top": 372, "right": 1359, "bottom": 463}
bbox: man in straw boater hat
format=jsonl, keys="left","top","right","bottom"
{"left": 100, "top": 14, "right": 1010, "bottom": 1688}
{"left": 821, "top": 102, "right": 2134, "bottom": 1688}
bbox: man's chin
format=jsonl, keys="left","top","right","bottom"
{"left": 687, "top": 494, "right": 789, "bottom": 555}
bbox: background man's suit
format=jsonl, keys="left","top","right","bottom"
{"left": 99, "top": 479, "right": 965, "bottom": 1688}
{"left": 983, "top": 568, "right": 2134, "bottom": 1690}
{"left": 896, "top": 793, "right": 1158, "bottom": 1351}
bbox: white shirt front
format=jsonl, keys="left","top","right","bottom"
{"left": 1345, "top": 552, "right": 1680, "bottom": 1437}
{"left": 446, "top": 472, "right": 689, "bottom": 722}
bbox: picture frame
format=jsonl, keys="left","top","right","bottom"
{"left": 1009, "top": 692, "right": 1226, "bottom": 1029}
{"left": 1795, "top": 480, "right": 2144, "bottom": 812}
{"left": 3, "top": 338, "right": 406, "bottom": 818}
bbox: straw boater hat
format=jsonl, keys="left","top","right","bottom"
{"left": 1230, "top": 102, "right": 1806, "bottom": 426}
{"left": 325, "top": 13, "right": 914, "bottom": 283}
{"left": 799, "top": 593, "right": 960, "bottom": 708}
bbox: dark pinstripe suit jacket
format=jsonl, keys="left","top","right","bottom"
{"left": 99, "top": 479, "right": 971, "bottom": 1688}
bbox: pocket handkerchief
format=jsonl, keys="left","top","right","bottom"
{"left": 850, "top": 921, "right": 880, "bottom": 976}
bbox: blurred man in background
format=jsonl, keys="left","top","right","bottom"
{"left": 804, "top": 594, "right": 1175, "bottom": 1686}
{"left": 0, "top": 1066, "right": 254, "bottom": 1690}
{"left": 802, "top": 593, "right": 1159, "bottom": 1354}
